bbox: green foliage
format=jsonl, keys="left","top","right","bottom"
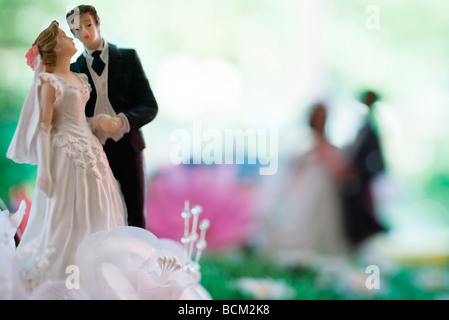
{"left": 0, "top": 86, "right": 35, "bottom": 205}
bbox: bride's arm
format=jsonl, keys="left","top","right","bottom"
{"left": 39, "top": 81, "right": 55, "bottom": 125}
{"left": 36, "top": 80, "right": 55, "bottom": 196}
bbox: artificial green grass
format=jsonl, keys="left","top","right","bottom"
{"left": 199, "top": 249, "right": 449, "bottom": 300}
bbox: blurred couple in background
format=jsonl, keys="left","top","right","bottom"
{"left": 259, "top": 90, "right": 387, "bottom": 267}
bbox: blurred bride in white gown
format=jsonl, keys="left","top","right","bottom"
{"left": 261, "top": 103, "right": 352, "bottom": 266}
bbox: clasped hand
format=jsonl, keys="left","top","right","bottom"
{"left": 97, "top": 114, "right": 124, "bottom": 133}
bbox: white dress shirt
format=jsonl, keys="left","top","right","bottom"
{"left": 84, "top": 40, "right": 130, "bottom": 144}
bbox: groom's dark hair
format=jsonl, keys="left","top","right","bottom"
{"left": 66, "top": 5, "right": 100, "bottom": 35}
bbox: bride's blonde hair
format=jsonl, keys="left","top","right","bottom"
{"left": 33, "top": 20, "right": 59, "bottom": 66}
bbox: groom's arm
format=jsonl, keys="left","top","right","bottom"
{"left": 122, "top": 49, "right": 158, "bottom": 131}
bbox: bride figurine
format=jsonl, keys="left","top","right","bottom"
{"left": 7, "top": 21, "right": 127, "bottom": 291}
{"left": 260, "top": 103, "right": 352, "bottom": 267}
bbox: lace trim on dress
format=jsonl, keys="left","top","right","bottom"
{"left": 38, "top": 72, "right": 63, "bottom": 106}
{"left": 52, "top": 130, "right": 109, "bottom": 179}
{"left": 53, "top": 73, "right": 90, "bottom": 93}
{"left": 75, "top": 73, "right": 92, "bottom": 93}
{"left": 38, "top": 72, "right": 91, "bottom": 96}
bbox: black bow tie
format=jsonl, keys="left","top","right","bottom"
{"left": 91, "top": 50, "right": 105, "bottom": 76}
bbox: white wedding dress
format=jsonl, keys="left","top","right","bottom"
{"left": 14, "top": 72, "right": 127, "bottom": 290}
{"left": 260, "top": 145, "right": 351, "bottom": 267}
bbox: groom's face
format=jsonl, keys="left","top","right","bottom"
{"left": 73, "top": 13, "right": 102, "bottom": 50}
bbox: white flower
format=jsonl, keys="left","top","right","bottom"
{"left": 72, "top": 226, "right": 211, "bottom": 300}
{"left": 235, "top": 277, "right": 295, "bottom": 300}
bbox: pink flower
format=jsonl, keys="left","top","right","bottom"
{"left": 145, "top": 165, "right": 258, "bottom": 251}
{"left": 25, "top": 44, "right": 39, "bottom": 70}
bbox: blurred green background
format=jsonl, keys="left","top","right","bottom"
{"left": 1, "top": 0, "right": 449, "bottom": 299}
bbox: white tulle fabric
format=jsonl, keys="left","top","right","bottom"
{"left": 10, "top": 69, "right": 127, "bottom": 291}
{"left": 7, "top": 55, "right": 44, "bottom": 165}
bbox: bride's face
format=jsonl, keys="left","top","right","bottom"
{"left": 55, "top": 29, "right": 77, "bottom": 58}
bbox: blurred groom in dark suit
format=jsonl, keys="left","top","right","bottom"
{"left": 66, "top": 5, "right": 158, "bottom": 228}
{"left": 341, "top": 90, "right": 387, "bottom": 246}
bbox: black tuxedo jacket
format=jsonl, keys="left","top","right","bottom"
{"left": 342, "top": 120, "right": 386, "bottom": 245}
{"left": 351, "top": 121, "right": 385, "bottom": 187}
{"left": 70, "top": 43, "right": 158, "bottom": 155}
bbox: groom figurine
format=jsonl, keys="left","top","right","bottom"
{"left": 341, "top": 90, "right": 386, "bottom": 246}
{"left": 66, "top": 5, "right": 158, "bottom": 228}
